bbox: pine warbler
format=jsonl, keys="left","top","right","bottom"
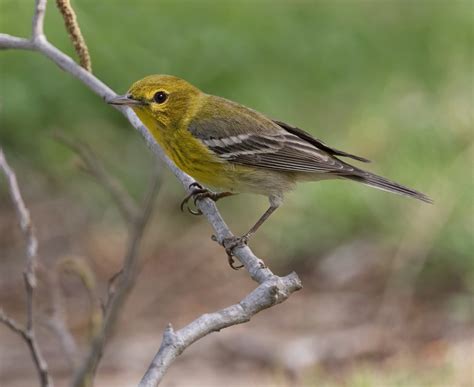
{"left": 108, "top": 75, "right": 431, "bottom": 264}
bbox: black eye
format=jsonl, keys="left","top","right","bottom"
{"left": 153, "top": 91, "right": 168, "bottom": 104}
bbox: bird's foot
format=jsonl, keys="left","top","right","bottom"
{"left": 222, "top": 235, "right": 249, "bottom": 270}
{"left": 180, "top": 183, "right": 232, "bottom": 215}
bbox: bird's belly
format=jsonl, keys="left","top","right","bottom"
{"left": 183, "top": 161, "right": 235, "bottom": 191}
{"left": 176, "top": 156, "right": 295, "bottom": 197}
{"left": 141, "top": 121, "right": 295, "bottom": 196}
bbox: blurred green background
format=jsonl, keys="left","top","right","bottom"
{"left": 1, "top": 0, "right": 472, "bottom": 284}
{"left": 0, "top": 1, "right": 473, "bottom": 385}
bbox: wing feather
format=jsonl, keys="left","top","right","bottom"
{"left": 186, "top": 96, "right": 431, "bottom": 203}
{"left": 274, "top": 120, "right": 370, "bottom": 163}
{"left": 188, "top": 96, "right": 363, "bottom": 175}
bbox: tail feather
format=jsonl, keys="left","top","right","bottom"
{"left": 346, "top": 171, "right": 433, "bottom": 204}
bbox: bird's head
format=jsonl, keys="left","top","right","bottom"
{"left": 108, "top": 74, "right": 202, "bottom": 129}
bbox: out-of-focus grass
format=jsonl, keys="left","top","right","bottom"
{"left": 304, "top": 364, "right": 454, "bottom": 387}
{"left": 301, "top": 344, "right": 472, "bottom": 387}
{"left": 0, "top": 1, "right": 472, "bottom": 290}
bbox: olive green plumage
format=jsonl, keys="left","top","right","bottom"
{"left": 108, "top": 74, "right": 431, "bottom": 243}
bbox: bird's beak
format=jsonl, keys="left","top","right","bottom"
{"left": 107, "top": 94, "right": 144, "bottom": 106}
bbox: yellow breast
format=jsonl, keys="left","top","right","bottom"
{"left": 132, "top": 107, "right": 235, "bottom": 190}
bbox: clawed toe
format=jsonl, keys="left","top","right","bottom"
{"left": 180, "top": 183, "right": 207, "bottom": 215}
{"left": 180, "top": 183, "right": 233, "bottom": 216}
{"left": 222, "top": 236, "right": 248, "bottom": 270}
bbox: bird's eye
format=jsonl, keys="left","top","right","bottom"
{"left": 153, "top": 91, "right": 168, "bottom": 104}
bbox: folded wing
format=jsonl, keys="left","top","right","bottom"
{"left": 187, "top": 98, "right": 432, "bottom": 203}
{"left": 188, "top": 100, "right": 359, "bottom": 175}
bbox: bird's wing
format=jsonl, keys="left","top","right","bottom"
{"left": 188, "top": 98, "right": 432, "bottom": 203}
{"left": 188, "top": 98, "right": 360, "bottom": 175}
{"left": 273, "top": 120, "right": 370, "bottom": 163}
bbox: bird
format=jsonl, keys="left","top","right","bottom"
{"left": 108, "top": 74, "right": 432, "bottom": 267}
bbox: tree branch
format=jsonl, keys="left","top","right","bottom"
{"left": 0, "top": 34, "right": 34, "bottom": 50}
{"left": 0, "top": 0, "right": 303, "bottom": 385}
{"left": 0, "top": 308, "right": 27, "bottom": 338}
{"left": 32, "top": 0, "right": 47, "bottom": 40}
{"left": 0, "top": 148, "right": 53, "bottom": 387}
{"left": 0, "top": 149, "right": 38, "bottom": 286}
{"left": 53, "top": 132, "right": 140, "bottom": 223}
{"left": 0, "top": 0, "right": 293, "bottom": 282}
{"left": 72, "top": 171, "right": 161, "bottom": 387}
{"left": 139, "top": 273, "right": 302, "bottom": 387}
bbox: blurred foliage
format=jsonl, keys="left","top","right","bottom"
{"left": 0, "top": 1, "right": 472, "bottom": 290}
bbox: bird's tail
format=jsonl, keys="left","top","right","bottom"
{"left": 345, "top": 170, "right": 433, "bottom": 204}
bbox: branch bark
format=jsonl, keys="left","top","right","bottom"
{"left": 71, "top": 169, "right": 161, "bottom": 387}
{"left": 0, "top": 148, "right": 53, "bottom": 387}
{"left": 32, "top": 0, "right": 47, "bottom": 39}
{"left": 53, "top": 132, "right": 140, "bottom": 223}
{"left": 0, "top": 1, "right": 303, "bottom": 385}
{"left": 139, "top": 273, "right": 301, "bottom": 386}
{"left": 52, "top": 135, "right": 162, "bottom": 386}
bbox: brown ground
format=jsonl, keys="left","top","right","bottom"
{"left": 0, "top": 196, "right": 472, "bottom": 387}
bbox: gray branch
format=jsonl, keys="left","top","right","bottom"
{"left": 32, "top": 0, "right": 47, "bottom": 39}
{"left": 139, "top": 273, "right": 302, "bottom": 386}
{"left": 0, "top": 1, "right": 303, "bottom": 385}
{"left": 72, "top": 173, "right": 161, "bottom": 387}
{"left": 0, "top": 149, "right": 38, "bottom": 286}
{"left": 0, "top": 148, "right": 53, "bottom": 387}
{"left": 53, "top": 132, "right": 140, "bottom": 223}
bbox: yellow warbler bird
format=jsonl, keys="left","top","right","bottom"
{"left": 108, "top": 75, "right": 431, "bottom": 263}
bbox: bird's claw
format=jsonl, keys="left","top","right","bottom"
{"left": 180, "top": 183, "right": 208, "bottom": 215}
{"left": 222, "top": 236, "right": 249, "bottom": 270}
{"left": 180, "top": 183, "right": 232, "bottom": 216}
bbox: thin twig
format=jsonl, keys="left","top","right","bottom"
{"left": 45, "top": 299, "right": 79, "bottom": 371}
{"left": 55, "top": 132, "right": 161, "bottom": 386}
{"left": 53, "top": 132, "right": 139, "bottom": 223}
{"left": 0, "top": 34, "right": 34, "bottom": 50}
{"left": 139, "top": 273, "right": 302, "bottom": 387}
{"left": 0, "top": 308, "right": 27, "bottom": 337}
{"left": 58, "top": 256, "right": 103, "bottom": 339}
{"left": 0, "top": 148, "right": 53, "bottom": 387}
{"left": 55, "top": 0, "right": 91, "bottom": 71}
{"left": 32, "top": 0, "right": 47, "bottom": 39}
{"left": 72, "top": 171, "right": 161, "bottom": 387}
{"left": 0, "top": 1, "right": 303, "bottom": 384}
{"left": 0, "top": 149, "right": 38, "bottom": 286}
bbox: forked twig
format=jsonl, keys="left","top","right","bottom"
{"left": 0, "top": 1, "right": 303, "bottom": 385}
{"left": 54, "top": 131, "right": 139, "bottom": 223}
{"left": 0, "top": 148, "right": 52, "bottom": 387}
{"left": 72, "top": 170, "right": 161, "bottom": 387}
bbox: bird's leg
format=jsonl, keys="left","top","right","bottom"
{"left": 223, "top": 204, "right": 279, "bottom": 270}
{"left": 180, "top": 182, "right": 234, "bottom": 215}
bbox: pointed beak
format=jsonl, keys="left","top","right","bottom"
{"left": 107, "top": 94, "right": 144, "bottom": 106}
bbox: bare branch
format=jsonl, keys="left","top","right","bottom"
{"left": 53, "top": 131, "right": 161, "bottom": 385}
{"left": 72, "top": 172, "right": 161, "bottom": 387}
{"left": 0, "top": 34, "right": 35, "bottom": 50}
{"left": 55, "top": 0, "right": 92, "bottom": 71}
{"left": 0, "top": 304, "right": 52, "bottom": 387}
{"left": 0, "top": 148, "right": 53, "bottom": 387}
{"left": 0, "top": 308, "right": 27, "bottom": 338}
{"left": 139, "top": 273, "right": 302, "bottom": 387}
{"left": 46, "top": 307, "right": 79, "bottom": 370}
{"left": 56, "top": 256, "right": 102, "bottom": 341}
{"left": 32, "top": 0, "right": 48, "bottom": 40}
{"left": 0, "top": 149, "right": 38, "bottom": 287}
{"left": 0, "top": 1, "right": 303, "bottom": 384}
{"left": 53, "top": 132, "right": 139, "bottom": 222}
